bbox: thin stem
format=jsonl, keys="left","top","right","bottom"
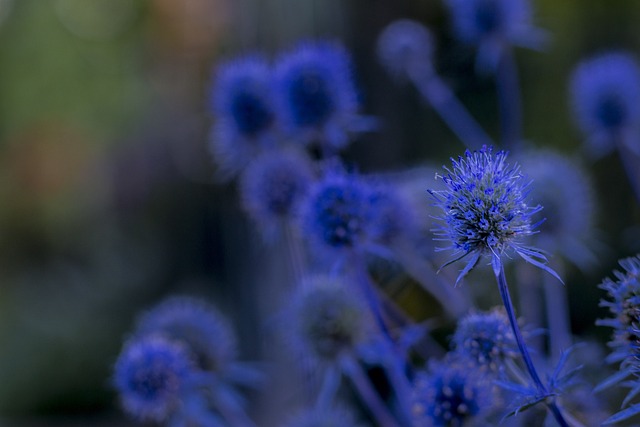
{"left": 409, "top": 70, "right": 493, "bottom": 150}
{"left": 496, "top": 45, "right": 523, "bottom": 151}
{"left": 283, "top": 220, "right": 306, "bottom": 285}
{"left": 494, "top": 263, "right": 570, "bottom": 427}
{"left": 315, "top": 365, "right": 341, "bottom": 410}
{"left": 341, "top": 355, "right": 401, "bottom": 427}
{"left": 515, "top": 262, "right": 544, "bottom": 353}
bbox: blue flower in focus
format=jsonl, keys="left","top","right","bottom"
{"left": 428, "top": 146, "right": 556, "bottom": 284}
{"left": 517, "top": 149, "right": 598, "bottom": 270}
{"left": 376, "top": 19, "right": 434, "bottom": 80}
{"left": 275, "top": 41, "right": 362, "bottom": 151}
{"left": 135, "top": 296, "right": 237, "bottom": 373}
{"left": 452, "top": 308, "right": 517, "bottom": 373}
{"left": 240, "top": 149, "right": 314, "bottom": 237}
{"left": 412, "top": 361, "right": 494, "bottom": 426}
{"left": 598, "top": 255, "right": 640, "bottom": 366}
{"left": 114, "top": 335, "right": 193, "bottom": 422}
{"left": 302, "top": 170, "right": 374, "bottom": 251}
{"left": 570, "top": 52, "right": 640, "bottom": 156}
{"left": 289, "top": 275, "right": 370, "bottom": 364}
{"left": 209, "top": 55, "right": 276, "bottom": 176}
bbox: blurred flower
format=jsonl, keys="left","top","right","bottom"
{"left": 428, "top": 146, "right": 553, "bottom": 283}
{"left": 240, "top": 149, "right": 314, "bottom": 237}
{"left": 208, "top": 55, "right": 277, "bottom": 176}
{"left": 376, "top": 19, "right": 434, "bottom": 80}
{"left": 451, "top": 308, "right": 517, "bottom": 373}
{"left": 412, "top": 360, "right": 494, "bottom": 426}
{"left": 114, "top": 335, "right": 193, "bottom": 422}
{"left": 366, "top": 182, "right": 419, "bottom": 248}
{"left": 570, "top": 52, "right": 640, "bottom": 156}
{"left": 275, "top": 41, "right": 363, "bottom": 152}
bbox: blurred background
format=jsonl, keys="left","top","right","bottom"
{"left": 0, "top": 0, "right": 640, "bottom": 425}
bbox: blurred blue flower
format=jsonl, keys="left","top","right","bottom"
{"left": 208, "top": 55, "right": 277, "bottom": 176}
{"left": 428, "top": 146, "right": 554, "bottom": 284}
{"left": 240, "top": 149, "right": 314, "bottom": 237}
{"left": 135, "top": 296, "right": 237, "bottom": 373}
{"left": 376, "top": 19, "right": 434, "bottom": 80}
{"left": 451, "top": 308, "right": 517, "bottom": 373}
{"left": 114, "top": 335, "right": 193, "bottom": 423}
{"left": 570, "top": 52, "right": 640, "bottom": 156}
{"left": 275, "top": 41, "right": 362, "bottom": 151}
{"left": 367, "top": 183, "right": 419, "bottom": 248}
{"left": 412, "top": 360, "right": 494, "bottom": 426}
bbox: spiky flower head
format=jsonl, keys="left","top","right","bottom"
{"left": 517, "top": 149, "right": 597, "bottom": 270}
{"left": 598, "top": 255, "right": 640, "bottom": 366}
{"left": 570, "top": 52, "right": 640, "bottom": 156}
{"left": 275, "top": 41, "right": 360, "bottom": 150}
{"left": 412, "top": 361, "right": 494, "bottom": 426}
{"left": 451, "top": 308, "right": 517, "bottom": 372}
{"left": 446, "top": 0, "right": 539, "bottom": 47}
{"left": 376, "top": 19, "right": 434, "bottom": 80}
{"left": 428, "top": 146, "right": 555, "bottom": 283}
{"left": 302, "top": 170, "right": 374, "bottom": 251}
{"left": 135, "top": 296, "right": 236, "bottom": 373}
{"left": 208, "top": 55, "right": 276, "bottom": 176}
{"left": 114, "top": 335, "right": 193, "bottom": 422}
{"left": 240, "top": 149, "right": 314, "bottom": 235}
{"left": 281, "top": 406, "right": 362, "bottom": 427}
{"left": 290, "top": 276, "right": 369, "bottom": 363}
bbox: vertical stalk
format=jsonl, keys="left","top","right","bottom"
{"left": 495, "top": 263, "right": 569, "bottom": 427}
{"left": 496, "top": 45, "right": 523, "bottom": 151}
{"left": 543, "top": 262, "right": 572, "bottom": 357}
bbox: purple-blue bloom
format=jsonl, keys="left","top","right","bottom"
{"left": 114, "top": 335, "right": 193, "bottom": 422}
{"left": 376, "top": 19, "right": 434, "bottom": 80}
{"left": 135, "top": 296, "right": 237, "bottom": 373}
{"left": 428, "top": 146, "right": 554, "bottom": 283}
{"left": 275, "top": 41, "right": 360, "bottom": 151}
{"left": 570, "top": 52, "right": 640, "bottom": 155}
{"left": 208, "top": 55, "right": 277, "bottom": 176}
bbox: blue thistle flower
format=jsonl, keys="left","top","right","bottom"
{"left": 412, "top": 361, "right": 494, "bottom": 426}
{"left": 517, "top": 149, "right": 598, "bottom": 270}
{"left": 114, "top": 335, "right": 194, "bottom": 422}
{"left": 301, "top": 170, "right": 374, "bottom": 251}
{"left": 451, "top": 308, "right": 517, "bottom": 373}
{"left": 598, "top": 255, "right": 640, "bottom": 366}
{"left": 376, "top": 19, "right": 434, "bottom": 80}
{"left": 428, "top": 146, "right": 556, "bottom": 284}
{"left": 290, "top": 275, "right": 370, "bottom": 364}
{"left": 135, "top": 296, "right": 237, "bottom": 373}
{"left": 208, "top": 55, "right": 277, "bottom": 176}
{"left": 275, "top": 41, "right": 361, "bottom": 150}
{"left": 281, "top": 406, "right": 363, "bottom": 427}
{"left": 570, "top": 52, "right": 640, "bottom": 156}
{"left": 446, "top": 0, "right": 539, "bottom": 47}
{"left": 240, "top": 149, "right": 314, "bottom": 236}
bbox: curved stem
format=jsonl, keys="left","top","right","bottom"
{"left": 495, "top": 263, "right": 569, "bottom": 427}
{"left": 496, "top": 45, "right": 523, "bottom": 151}
{"left": 409, "top": 70, "right": 493, "bottom": 150}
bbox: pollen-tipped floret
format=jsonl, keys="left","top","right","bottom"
{"left": 275, "top": 41, "right": 359, "bottom": 149}
{"left": 208, "top": 55, "right": 276, "bottom": 175}
{"left": 446, "top": 0, "right": 534, "bottom": 45}
{"left": 302, "top": 171, "right": 373, "bottom": 250}
{"left": 135, "top": 296, "right": 236, "bottom": 373}
{"left": 377, "top": 19, "right": 434, "bottom": 80}
{"left": 429, "top": 146, "right": 544, "bottom": 281}
{"left": 290, "top": 276, "right": 369, "bottom": 363}
{"left": 598, "top": 255, "right": 640, "bottom": 365}
{"left": 570, "top": 52, "right": 640, "bottom": 154}
{"left": 240, "top": 150, "right": 314, "bottom": 232}
{"left": 412, "top": 361, "right": 494, "bottom": 426}
{"left": 114, "top": 335, "right": 193, "bottom": 422}
{"left": 518, "top": 149, "right": 597, "bottom": 269}
{"left": 451, "top": 308, "right": 517, "bottom": 372}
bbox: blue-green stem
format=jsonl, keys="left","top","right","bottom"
{"left": 495, "top": 263, "right": 569, "bottom": 427}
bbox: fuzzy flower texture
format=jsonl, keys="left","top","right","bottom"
{"left": 429, "top": 146, "right": 557, "bottom": 283}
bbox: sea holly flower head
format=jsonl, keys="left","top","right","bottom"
{"left": 428, "top": 146, "right": 559, "bottom": 284}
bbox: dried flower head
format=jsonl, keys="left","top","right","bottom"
{"left": 114, "top": 335, "right": 193, "bottom": 422}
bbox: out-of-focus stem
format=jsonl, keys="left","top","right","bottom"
{"left": 543, "top": 262, "right": 572, "bottom": 358}
{"left": 515, "top": 262, "right": 544, "bottom": 353}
